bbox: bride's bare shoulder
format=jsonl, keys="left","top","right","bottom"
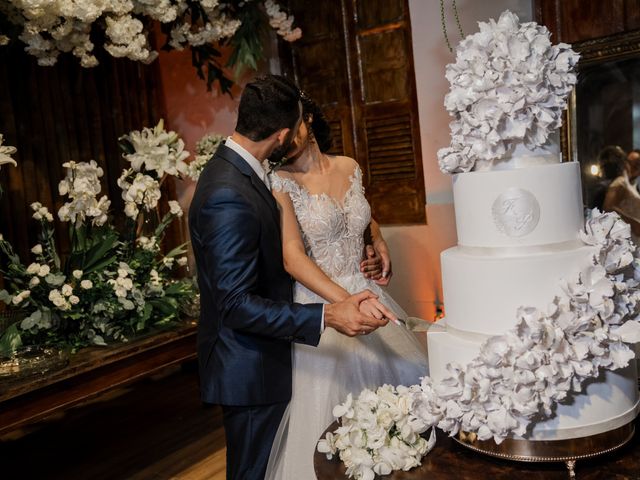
{"left": 328, "top": 154, "right": 359, "bottom": 174}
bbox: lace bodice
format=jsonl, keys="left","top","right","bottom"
{"left": 269, "top": 165, "right": 371, "bottom": 279}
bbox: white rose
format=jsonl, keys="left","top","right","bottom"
{"left": 61, "top": 284, "right": 73, "bottom": 296}
{"left": 29, "top": 277, "right": 40, "bottom": 287}
{"left": 72, "top": 270, "right": 83, "bottom": 279}
{"left": 80, "top": 279, "right": 93, "bottom": 289}
{"left": 31, "top": 244, "right": 43, "bottom": 255}
{"left": 69, "top": 295, "right": 80, "bottom": 305}
{"left": 27, "top": 262, "right": 40, "bottom": 274}
{"left": 37, "top": 264, "right": 50, "bottom": 277}
{"left": 177, "top": 257, "right": 188, "bottom": 266}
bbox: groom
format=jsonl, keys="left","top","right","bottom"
{"left": 189, "top": 75, "right": 388, "bottom": 479}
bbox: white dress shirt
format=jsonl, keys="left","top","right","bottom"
{"left": 225, "top": 137, "right": 270, "bottom": 189}
{"left": 224, "top": 136, "right": 325, "bottom": 333}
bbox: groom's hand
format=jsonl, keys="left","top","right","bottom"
{"left": 324, "top": 290, "right": 389, "bottom": 337}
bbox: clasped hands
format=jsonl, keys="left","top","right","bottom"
{"left": 324, "top": 290, "right": 397, "bottom": 337}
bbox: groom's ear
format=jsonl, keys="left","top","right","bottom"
{"left": 276, "top": 128, "right": 291, "bottom": 146}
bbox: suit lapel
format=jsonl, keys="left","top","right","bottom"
{"left": 216, "top": 144, "right": 280, "bottom": 223}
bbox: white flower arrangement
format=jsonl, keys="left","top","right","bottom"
{"left": 437, "top": 11, "right": 580, "bottom": 173}
{"left": 0, "top": 134, "right": 17, "bottom": 170}
{"left": 0, "top": 123, "right": 197, "bottom": 356}
{"left": 323, "top": 209, "right": 640, "bottom": 476}
{"left": 1, "top": 1, "right": 301, "bottom": 92}
{"left": 185, "top": 133, "right": 225, "bottom": 181}
{"left": 318, "top": 385, "right": 436, "bottom": 480}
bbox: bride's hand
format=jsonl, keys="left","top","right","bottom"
{"left": 359, "top": 298, "right": 397, "bottom": 323}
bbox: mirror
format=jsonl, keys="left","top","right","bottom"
{"left": 563, "top": 30, "right": 640, "bottom": 211}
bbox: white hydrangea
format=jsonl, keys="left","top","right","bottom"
{"left": 264, "top": 0, "right": 301, "bottom": 42}
{"left": 186, "top": 133, "right": 223, "bottom": 181}
{"left": 118, "top": 170, "right": 161, "bottom": 219}
{"left": 57, "top": 160, "right": 111, "bottom": 226}
{"left": 168, "top": 200, "right": 183, "bottom": 217}
{"left": 437, "top": 11, "right": 579, "bottom": 173}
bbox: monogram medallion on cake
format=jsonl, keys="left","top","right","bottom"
{"left": 491, "top": 188, "right": 540, "bottom": 238}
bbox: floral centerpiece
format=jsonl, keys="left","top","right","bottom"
{"left": 0, "top": 120, "right": 198, "bottom": 357}
{"left": 0, "top": 1, "right": 301, "bottom": 93}
{"left": 437, "top": 10, "right": 579, "bottom": 173}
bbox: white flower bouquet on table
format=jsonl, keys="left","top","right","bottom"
{"left": 0, "top": 121, "right": 197, "bottom": 357}
{"left": 437, "top": 10, "right": 580, "bottom": 173}
{"left": 318, "top": 385, "right": 436, "bottom": 480}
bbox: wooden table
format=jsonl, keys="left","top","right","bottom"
{"left": 0, "top": 321, "right": 197, "bottom": 435}
{"left": 314, "top": 418, "right": 640, "bottom": 479}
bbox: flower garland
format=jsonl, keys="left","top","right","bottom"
{"left": 437, "top": 11, "right": 579, "bottom": 173}
{"left": 320, "top": 209, "right": 640, "bottom": 478}
{"left": 0, "top": 1, "right": 301, "bottom": 93}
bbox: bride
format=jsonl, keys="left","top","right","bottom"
{"left": 264, "top": 94, "right": 429, "bottom": 479}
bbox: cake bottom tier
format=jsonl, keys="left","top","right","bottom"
{"left": 427, "top": 321, "right": 640, "bottom": 441}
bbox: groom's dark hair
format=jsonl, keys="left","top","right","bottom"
{"left": 235, "top": 75, "right": 301, "bottom": 141}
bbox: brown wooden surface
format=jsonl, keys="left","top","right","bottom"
{"left": 0, "top": 321, "right": 197, "bottom": 435}
{"left": 1, "top": 362, "right": 226, "bottom": 480}
{"left": 315, "top": 419, "right": 640, "bottom": 479}
{"left": 535, "top": 0, "right": 640, "bottom": 43}
{"left": 281, "top": 0, "right": 426, "bottom": 225}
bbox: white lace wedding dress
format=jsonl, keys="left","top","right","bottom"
{"left": 265, "top": 165, "right": 429, "bottom": 480}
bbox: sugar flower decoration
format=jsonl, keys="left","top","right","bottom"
{"left": 437, "top": 11, "right": 580, "bottom": 173}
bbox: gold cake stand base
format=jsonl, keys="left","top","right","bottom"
{"left": 454, "top": 422, "right": 635, "bottom": 478}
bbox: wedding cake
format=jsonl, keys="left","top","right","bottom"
{"left": 428, "top": 11, "right": 639, "bottom": 455}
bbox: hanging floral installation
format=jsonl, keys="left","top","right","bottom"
{"left": 0, "top": 0, "right": 301, "bottom": 94}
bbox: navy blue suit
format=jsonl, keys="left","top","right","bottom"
{"left": 189, "top": 143, "right": 323, "bottom": 479}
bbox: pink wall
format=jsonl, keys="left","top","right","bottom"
{"left": 156, "top": 46, "right": 244, "bottom": 212}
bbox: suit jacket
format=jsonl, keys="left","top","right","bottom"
{"left": 189, "top": 143, "right": 323, "bottom": 406}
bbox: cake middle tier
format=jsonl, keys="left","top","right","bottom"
{"left": 442, "top": 244, "right": 596, "bottom": 335}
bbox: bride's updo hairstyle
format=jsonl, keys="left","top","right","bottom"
{"left": 300, "top": 92, "right": 333, "bottom": 153}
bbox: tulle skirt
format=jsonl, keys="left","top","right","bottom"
{"left": 265, "top": 274, "right": 429, "bottom": 480}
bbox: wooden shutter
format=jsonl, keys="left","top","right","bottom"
{"left": 282, "top": 0, "right": 426, "bottom": 224}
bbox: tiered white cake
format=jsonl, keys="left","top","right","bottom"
{"left": 428, "top": 145, "right": 640, "bottom": 441}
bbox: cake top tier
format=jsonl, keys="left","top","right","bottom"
{"left": 437, "top": 11, "right": 579, "bottom": 174}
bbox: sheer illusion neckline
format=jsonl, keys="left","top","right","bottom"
{"left": 275, "top": 166, "right": 361, "bottom": 209}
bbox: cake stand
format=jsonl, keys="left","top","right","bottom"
{"left": 454, "top": 421, "right": 636, "bottom": 478}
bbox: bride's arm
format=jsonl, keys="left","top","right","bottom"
{"left": 369, "top": 219, "right": 393, "bottom": 286}
{"left": 273, "top": 189, "right": 352, "bottom": 303}
{"left": 272, "top": 190, "right": 397, "bottom": 321}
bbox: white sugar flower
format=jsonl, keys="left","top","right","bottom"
{"left": 437, "top": 11, "right": 579, "bottom": 173}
